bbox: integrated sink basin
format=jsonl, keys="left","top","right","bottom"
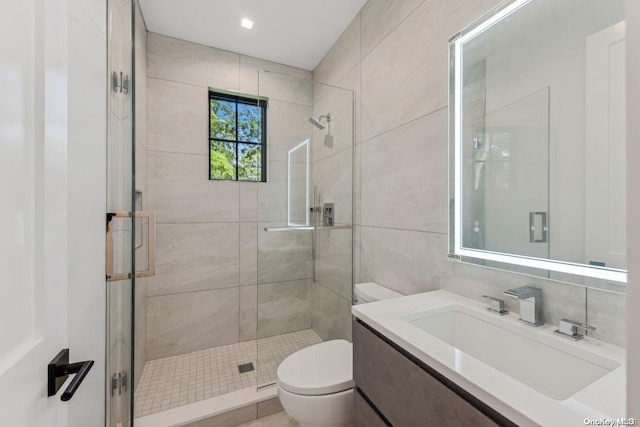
{"left": 403, "top": 305, "right": 620, "bottom": 401}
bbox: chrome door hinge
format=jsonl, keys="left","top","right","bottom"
{"left": 111, "top": 371, "right": 128, "bottom": 396}
{"left": 112, "top": 71, "right": 129, "bottom": 94}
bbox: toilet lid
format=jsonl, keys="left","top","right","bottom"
{"left": 276, "top": 339, "right": 354, "bottom": 396}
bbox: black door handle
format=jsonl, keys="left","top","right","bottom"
{"left": 48, "top": 349, "right": 94, "bottom": 401}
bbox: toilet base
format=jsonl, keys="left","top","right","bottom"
{"left": 277, "top": 383, "right": 353, "bottom": 427}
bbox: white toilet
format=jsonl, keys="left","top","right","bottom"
{"left": 276, "top": 282, "right": 403, "bottom": 427}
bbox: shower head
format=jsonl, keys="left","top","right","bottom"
{"left": 308, "top": 113, "right": 331, "bottom": 130}
{"left": 309, "top": 117, "right": 326, "bottom": 129}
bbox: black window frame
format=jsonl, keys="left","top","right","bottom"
{"left": 208, "top": 90, "right": 268, "bottom": 182}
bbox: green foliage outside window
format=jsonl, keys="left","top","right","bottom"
{"left": 209, "top": 92, "right": 266, "bottom": 181}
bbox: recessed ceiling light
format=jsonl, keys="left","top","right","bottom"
{"left": 240, "top": 18, "right": 254, "bottom": 30}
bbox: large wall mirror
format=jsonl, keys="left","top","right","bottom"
{"left": 449, "top": 0, "right": 627, "bottom": 289}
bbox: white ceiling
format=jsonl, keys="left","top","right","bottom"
{"left": 138, "top": 0, "right": 367, "bottom": 71}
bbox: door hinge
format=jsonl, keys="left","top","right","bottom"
{"left": 112, "top": 71, "right": 129, "bottom": 94}
{"left": 111, "top": 370, "right": 128, "bottom": 396}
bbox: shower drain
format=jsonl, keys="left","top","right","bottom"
{"left": 238, "top": 362, "right": 255, "bottom": 373}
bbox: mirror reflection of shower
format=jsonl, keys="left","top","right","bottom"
{"left": 309, "top": 113, "right": 334, "bottom": 148}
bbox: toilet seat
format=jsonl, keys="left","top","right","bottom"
{"left": 276, "top": 339, "right": 354, "bottom": 396}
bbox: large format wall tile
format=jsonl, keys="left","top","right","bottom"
{"left": 147, "top": 33, "right": 239, "bottom": 90}
{"left": 147, "top": 151, "right": 239, "bottom": 223}
{"left": 147, "top": 78, "right": 208, "bottom": 155}
{"left": 134, "top": 277, "right": 147, "bottom": 388}
{"left": 360, "top": 108, "right": 447, "bottom": 233}
{"left": 360, "top": 0, "right": 446, "bottom": 142}
{"left": 240, "top": 285, "right": 257, "bottom": 341}
{"left": 257, "top": 280, "right": 312, "bottom": 338}
{"left": 239, "top": 183, "right": 258, "bottom": 222}
{"left": 240, "top": 222, "right": 258, "bottom": 286}
{"left": 255, "top": 69, "right": 313, "bottom": 107}
{"left": 360, "top": 0, "right": 425, "bottom": 58}
{"left": 148, "top": 223, "right": 239, "bottom": 296}
{"left": 267, "top": 100, "right": 312, "bottom": 162}
{"left": 257, "top": 223, "right": 312, "bottom": 283}
{"left": 587, "top": 288, "right": 626, "bottom": 347}
{"left": 147, "top": 288, "right": 240, "bottom": 359}
{"left": 135, "top": 132, "right": 147, "bottom": 197}
{"left": 354, "top": 142, "right": 361, "bottom": 225}
{"left": 240, "top": 56, "right": 311, "bottom": 94}
{"left": 134, "top": 2, "right": 146, "bottom": 61}
{"left": 313, "top": 149, "right": 353, "bottom": 226}
{"left": 135, "top": 61, "right": 147, "bottom": 149}
{"left": 360, "top": 227, "right": 449, "bottom": 296}
{"left": 336, "top": 63, "right": 361, "bottom": 146}
{"left": 316, "top": 227, "right": 353, "bottom": 301}
{"left": 257, "top": 161, "right": 288, "bottom": 223}
{"left": 311, "top": 284, "right": 352, "bottom": 342}
{"left": 314, "top": 14, "right": 361, "bottom": 87}
{"left": 312, "top": 86, "right": 355, "bottom": 163}
{"left": 360, "top": 0, "right": 499, "bottom": 142}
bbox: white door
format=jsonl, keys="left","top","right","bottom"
{"left": 585, "top": 21, "right": 627, "bottom": 269}
{"left": 0, "top": 0, "right": 87, "bottom": 425}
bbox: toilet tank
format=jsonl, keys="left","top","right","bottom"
{"left": 354, "top": 282, "right": 403, "bottom": 304}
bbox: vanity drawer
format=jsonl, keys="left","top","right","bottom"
{"left": 354, "top": 388, "right": 388, "bottom": 427}
{"left": 353, "top": 319, "right": 512, "bottom": 427}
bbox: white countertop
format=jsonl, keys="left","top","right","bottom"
{"left": 352, "top": 290, "right": 626, "bottom": 427}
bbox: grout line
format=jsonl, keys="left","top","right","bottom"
{"left": 358, "top": 105, "right": 448, "bottom": 146}
{"left": 155, "top": 221, "right": 243, "bottom": 225}
{"left": 146, "top": 149, "right": 210, "bottom": 157}
{"left": 147, "top": 277, "right": 315, "bottom": 299}
{"left": 146, "top": 75, "right": 314, "bottom": 109}
{"left": 312, "top": 144, "right": 353, "bottom": 167}
{"left": 359, "top": 0, "right": 428, "bottom": 63}
{"left": 358, "top": 224, "right": 448, "bottom": 235}
{"left": 314, "top": 280, "right": 352, "bottom": 303}
{"left": 312, "top": 61, "right": 360, "bottom": 105}
{"left": 147, "top": 286, "right": 240, "bottom": 299}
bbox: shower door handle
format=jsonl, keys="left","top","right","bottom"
{"left": 106, "top": 211, "right": 132, "bottom": 281}
{"left": 106, "top": 211, "right": 156, "bottom": 281}
{"left": 134, "top": 211, "right": 156, "bottom": 278}
{"left": 529, "top": 211, "right": 548, "bottom": 243}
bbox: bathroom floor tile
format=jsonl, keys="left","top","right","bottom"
{"left": 134, "top": 329, "right": 322, "bottom": 418}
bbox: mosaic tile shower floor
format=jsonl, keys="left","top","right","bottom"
{"left": 134, "top": 329, "right": 322, "bottom": 418}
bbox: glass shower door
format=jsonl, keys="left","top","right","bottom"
{"left": 256, "top": 71, "right": 354, "bottom": 386}
{"left": 106, "top": 0, "right": 135, "bottom": 425}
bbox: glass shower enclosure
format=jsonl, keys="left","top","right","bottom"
{"left": 256, "top": 71, "right": 355, "bottom": 385}
{"left": 106, "top": 0, "right": 136, "bottom": 425}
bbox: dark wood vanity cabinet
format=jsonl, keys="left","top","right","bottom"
{"left": 352, "top": 319, "right": 516, "bottom": 427}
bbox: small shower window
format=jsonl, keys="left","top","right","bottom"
{"left": 209, "top": 90, "right": 267, "bottom": 182}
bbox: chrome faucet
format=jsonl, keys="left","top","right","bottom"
{"left": 504, "top": 286, "right": 543, "bottom": 326}
{"left": 481, "top": 295, "right": 508, "bottom": 315}
{"left": 553, "top": 319, "right": 596, "bottom": 341}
